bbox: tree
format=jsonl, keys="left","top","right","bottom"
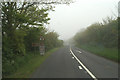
{"left": 2, "top": 2, "right": 52, "bottom": 76}
{"left": 74, "top": 17, "right": 118, "bottom": 48}
{"left": 2, "top": 0, "right": 72, "bottom": 76}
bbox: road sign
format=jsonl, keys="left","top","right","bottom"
{"left": 40, "top": 36, "right": 44, "bottom": 40}
{"left": 32, "top": 36, "right": 45, "bottom": 55}
{"left": 39, "top": 45, "right": 45, "bottom": 55}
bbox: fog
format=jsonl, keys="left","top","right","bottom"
{"left": 48, "top": 0, "right": 119, "bottom": 41}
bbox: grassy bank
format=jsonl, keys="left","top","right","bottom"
{"left": 6, "top": 48, "right": 59, "bottom": 78}
{"left": 77, "top": 44, "right": 118, "bottom": 62}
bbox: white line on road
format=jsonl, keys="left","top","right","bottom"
{"left": 76, "top": 50, "right": 82, "bottom": 53}
{"left": 70, "top": 47, "right": 97, "bottom": 80}
{"left": 78, "top": 66, "right": 82, "bottom": 69}
{"left": 72, "top": 57, "right": 74, "bottom": 59}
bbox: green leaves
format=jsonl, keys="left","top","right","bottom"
{"left": 2, "top": 2, "right": 53, "bottom": 76}
{"left": 74, "top": 17, "right": 118, "bottom": 48}
{"left": 45, "top": 31, "right": 63, "bottom": 51}
{"left": 2, "top": 2, "right": 63, "bottom": 77}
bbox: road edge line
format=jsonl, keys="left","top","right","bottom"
{"left": 70, "top": 47, "right": 97, "bottom": 80}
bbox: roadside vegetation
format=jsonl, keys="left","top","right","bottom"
{"left": 74, "top": 17, "right": 118, "bottom": 62}
{"left": 5, "top": 48, "right": 59, "bottom": 78}
{"left": 2, "top": 2, "right": 63, "bottom": 77}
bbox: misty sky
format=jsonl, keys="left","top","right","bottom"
{"left": 48, "top": 0, "right": 119, "bottom": 40}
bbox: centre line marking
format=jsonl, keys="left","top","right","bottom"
{"left": 70, "top": 47, "right": 97, "bottom": 80}
{"left": 72, "top": 57, "right": 74, "bottom": 59}
{"left": 78, "top": 51, "right": 82, "bottom": 53}
{"left": 78, "top": 66, "right": 82, "bottom": 69}
{"left": 76, "top": 50, "right": 82, "bottom": 53}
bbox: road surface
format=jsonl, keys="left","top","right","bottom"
{"left": 31, "top": 46, "right": 118, "bottom": 79}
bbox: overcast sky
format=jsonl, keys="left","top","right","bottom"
{"left": 48, "top": 0, "right": 119, "bottom": 40}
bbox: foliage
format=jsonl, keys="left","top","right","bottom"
{"left": 74, "top": 18, "right": 118, "bottom": 48}
{"left": 24, "top": 26, "right": 47, "bottom": 51}
{"left": 2, "top": 2, "right": 63, "bottom": 77}
{"left": 73, "top": 17, "right": 118, "bottom": 62}
{"left": 45, "top": 31, "right": 63, "bottom": 51}
{"left": 6, "top": 48, "right": 59, "bottom": 78}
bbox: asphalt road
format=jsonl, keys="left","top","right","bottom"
{"left": 31, "top": 46, "right": 118, "bottom": 79}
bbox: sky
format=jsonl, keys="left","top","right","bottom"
{"left": 48, "top": 0, "right": 119, "bottom": 41}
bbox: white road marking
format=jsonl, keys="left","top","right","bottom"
{"left": 72, "top": 57, "right": 74, "bottom": 59}
{"left": 70, "top": 47, "right": 97, "bottom": 80}
{"left": 77, "top": 50, "right": 82, "bottom": 53}
{"left": 78, "top": 66, "right": 82, "bottom": 69}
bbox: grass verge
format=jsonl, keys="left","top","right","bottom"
{"left": 77, "top": 44, "right": 118, "bottom": 62}
{"left": 6, "top": 48, "right": 59, "bottom": 78}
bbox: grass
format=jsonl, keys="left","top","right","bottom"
{"left": 77, "top": 44, "right": 118, "bottom": 62}
{"left": 6, "top": 48, "right": 59, "bottom": 78}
